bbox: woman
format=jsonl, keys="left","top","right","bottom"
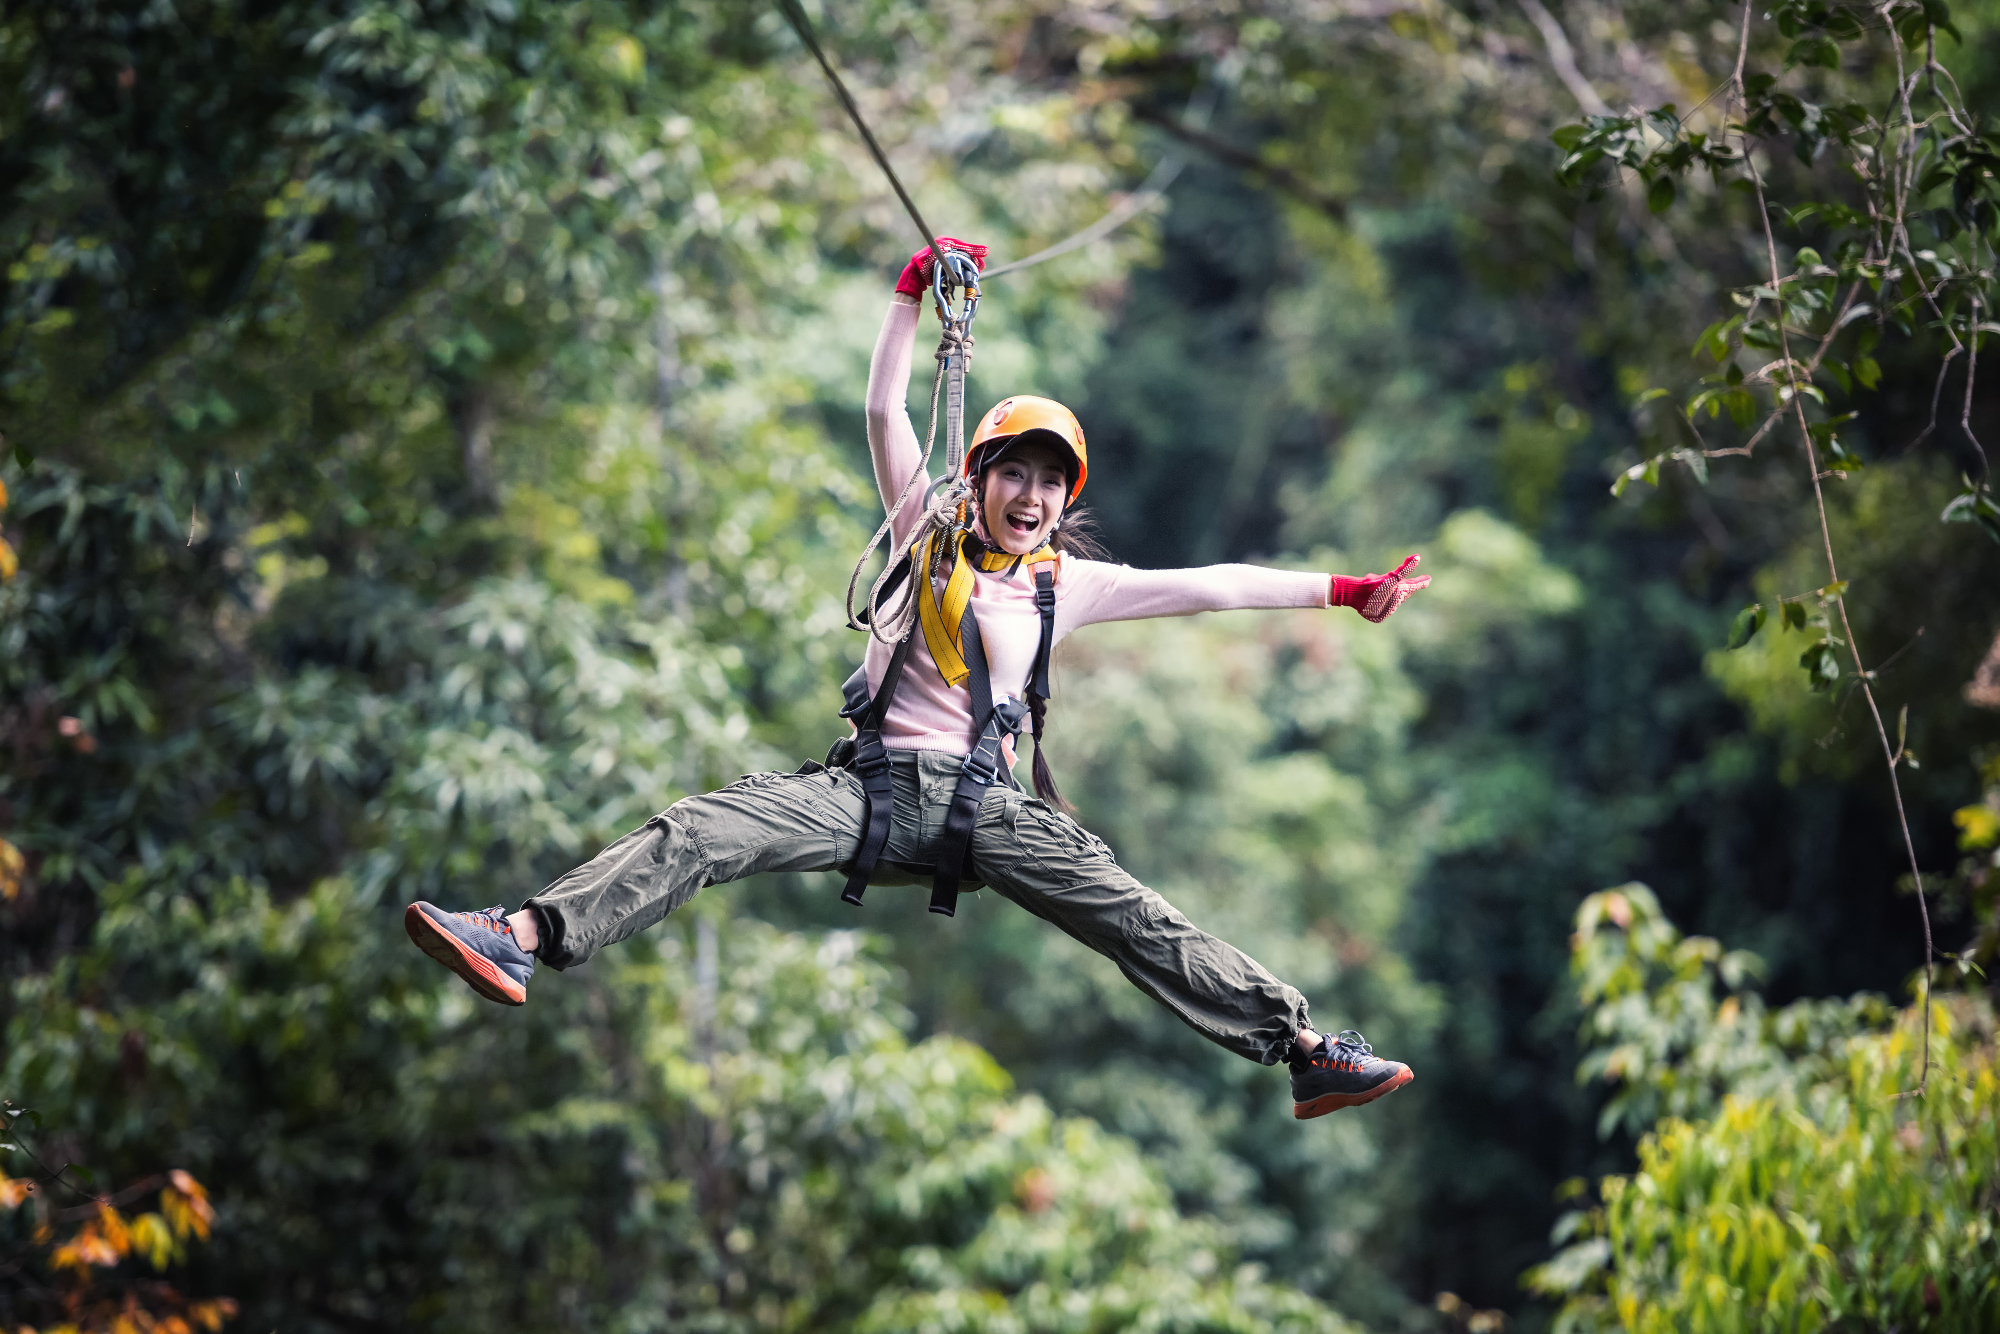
{"left": 406, "top": 240, "right": 1431, "bottom": 1119}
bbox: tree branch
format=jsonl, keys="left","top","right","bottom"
{"left": 1519, "top": 0, "right": 1612, "bottom": 116}
{"left": 1132, "top": 109, "right": 1348, "bottom": 222}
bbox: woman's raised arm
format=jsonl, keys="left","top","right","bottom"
{"left": 865, "top": 239, "right": 989, "bottom": 547}
{"left": 864, "top": 294, "right": 927, "bottom": 545}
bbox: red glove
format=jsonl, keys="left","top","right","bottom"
{"left": 1331, "top": 554, "right": 1430, "bottom": 623}
{"left": 895, "top": 237, "right": 988, "bottom": 300}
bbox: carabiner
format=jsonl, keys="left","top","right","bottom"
{"left": 930, "top": 246, "right": 982, "bottom": 335}
{"left": 924, "top": 473, "right": 969, "bottom": 509}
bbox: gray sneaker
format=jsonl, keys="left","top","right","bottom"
{"left": 404, "top": 902, "right": 535, "bottom": 1005}
{"left": 1289, "top": 1030, "right": 1412, "bottom": 1119}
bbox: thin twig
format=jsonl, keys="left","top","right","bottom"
{"left": 1906, "top": 344, "right": 1961, "bottom": 454}
{"left": 52, "top": 1174, "right": 167, "bottom": 1222}
{"left": 1872, "top": 626, "right": 1927, "bottom": 681}
{"left": 1960, "top": 295, "right": 1988, "bottom": 478}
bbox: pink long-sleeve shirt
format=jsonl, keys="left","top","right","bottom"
{"left": 862, "top": 296, "right": 1329, "bottom": 755}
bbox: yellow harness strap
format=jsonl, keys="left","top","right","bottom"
{"left": 916, "top": 532, "right": 1059, "bottom": 687}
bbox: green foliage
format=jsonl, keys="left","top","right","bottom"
{"left": 1558, "top": 1, "right": 1996, "bottom": 508}
{"left": 1707, "top": 461, "right": 2000, "bottom": 783}
{"left": 1565, "top": 883, "right": 1890, "bottom": 1141}
{"left": 0, "top": 3, "right": 1413, "bottom": 1328}
{"left": 1938, "top": 750, "right": 2000, "bottom": 977}
{"left": 1531, "top": 886, "right": 2000, "bottom": 1332}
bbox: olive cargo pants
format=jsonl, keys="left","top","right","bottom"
{"left": 525, "top": 749, "right": 1311, "bottom": 1066}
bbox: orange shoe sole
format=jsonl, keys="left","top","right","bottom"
{"left": 1293, "top": 1064, "right": 1413, "bottom": 1119}
{"left": 404, "top": 903, "right": 528, "bottom": 1006}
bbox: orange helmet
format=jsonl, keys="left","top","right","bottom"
{"left": 965, "top": 395, "right": 1088, "bottom": 504}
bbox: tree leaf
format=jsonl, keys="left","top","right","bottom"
{"left": 1784, "top": 36, "right": 1841, "bottom": 70}
{"left": 1724, "top": 388, "right": 1757, "bottom": 427}
{"left": 1728, "top": 604, "right": 1767, "bottom": 649}
{"left": 1799, "top": 640, "right": 1842, "bottom": 691}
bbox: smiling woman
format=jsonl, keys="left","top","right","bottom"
{"left": 405, "top": 240, "right": 1436, "bottom": 1124}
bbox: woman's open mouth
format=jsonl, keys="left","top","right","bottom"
{"left": 1006, "top": 512, "right": 1039, "bottom": 535}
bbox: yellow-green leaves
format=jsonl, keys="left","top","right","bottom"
{"left": 595, "top": 32, "right": 645, "bottom": 86}
{"left": 1955, "top": 803, "right": 1999, "bottom": 851}
{"left": 1538, "top": 890, "right": 2000, "bottom": 1331}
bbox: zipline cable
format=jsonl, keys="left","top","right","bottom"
{"left": 775, "top": 0, "right": 947, "bottom": 276}
{"left": 773, "top": 0, "right": 1197, "bottom": 282}
{"left": 983, "top": 86, "right": 1216, "bottom": 280}
{"left": 978, "top": 152, "right": 1182, "bottom": 280}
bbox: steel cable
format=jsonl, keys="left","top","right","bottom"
{"left": 774, "top": 0, "right": 1193, "bottom": 282}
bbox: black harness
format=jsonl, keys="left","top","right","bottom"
{"left": 834, "top": 548, "right": 1056, "bottom": 917}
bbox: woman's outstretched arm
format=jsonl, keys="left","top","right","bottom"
{"left": 1058, "top": 562, "right": 1330, "bottom": 631}
{"left": 1057, "top": 557, "right": 1429, "bottom": 631}
{"left": 864, "top": 294, "right": 927, "bottom": 546}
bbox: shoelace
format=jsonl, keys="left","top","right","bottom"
{"left": 454, "top": 905, "right": 512, "bottom": 935}
{"left": 1312, "top": 1030, "right": 1375, "bottom": 1072}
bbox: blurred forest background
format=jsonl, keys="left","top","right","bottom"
{"left": 3, "top": 1, "right": 1998, "bottom": 1330}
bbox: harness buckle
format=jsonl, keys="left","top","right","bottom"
{"left": 850, "top": 730, "right": 891, "bottom": 776}
{"left": 838, "top": 667, "right": 873, "bottom": 721}
{"left": 959, "top": 750, "right": 1000, "bottom": 788}
{"left": 993, "top": 697, "right": 1030, "bottom": 733}
{"left": 1032, "top": 567, "right": 1057, "bottom": 615}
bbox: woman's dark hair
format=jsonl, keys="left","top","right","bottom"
{"left": 971, "top": 435, "right": 1109, "bottom": 810}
